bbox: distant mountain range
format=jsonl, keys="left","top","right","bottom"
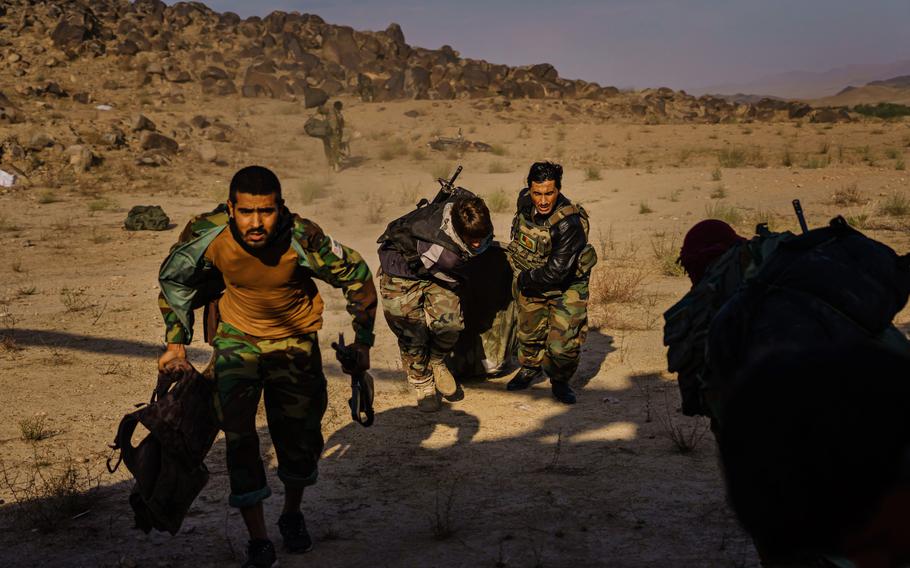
{"left": 691, "top": 59, "right": 910, "bottom": 101}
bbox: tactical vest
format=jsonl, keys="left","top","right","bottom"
{"left": 377, "top": 201, "right": 467, "bottom": 279}
{"left": 507, "top": 201, "right": 598, "bottom": 278}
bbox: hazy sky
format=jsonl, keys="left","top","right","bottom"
{"left": 196, "top": 0, "right": 910, "bottom": 90}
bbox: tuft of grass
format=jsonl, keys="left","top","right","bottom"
{"left": 717, "top": 146, "right": 766, "bottom": 168}
{"left": 488, "top": 161, "right": 511, "bottom": 174}
{"left": 710, "top": 185, "right": 727, "bottom": 199}
{"left": 365, "top": 196, "right": 387, "bottom": 225}
{"left": 37, "top": 190, "right": 61, "bottom": 204}
{"left": 883, "top": 147, "right": 899, "bottom": 160}
{"left": 60, "top": 288, "right": 90, "bottom": 313}
{"left": 397, "top": 182, "right": 421, "bottom": 207}
{"left": 410, "top": 148, "right": 427, "bottom": 162}
{"left": 490, "top": 144, "right": 508, "bottom": 157}
{"left": 16, "top": 285, "right": 37, "bottom": 297}
{"left": 781, "top": 147, "right": 793, "bottom": 167}
{"left": 430, "top": 162, "right": 455, "bottom": 181}
{"left": 897, "top": 159, "right": 906, "bottom": 171}
{"left": 704, "top": 202, "right": 743, "bottom": 225}
{"left": 656, "top": 392, "right": 710, "bottom": 454}
{"left": 803, "top": 156, "right": 828, "bottom": 169}
{"left": 831, "top": 183, "right": 866, "bottom": 206}
{"left": 87, "top": 198, "right": 117, "bottom": 213}
{"left": 879, "top": 194, "right": 910, "bottom": 217}
{"left": 710, "top": 168, "right": 722, "bottom": 181}
{"left": 650, "top": 233, "right": 684, "bottom": 277}
{"left": 11, "top": 258, "right": 25, "bottom": 273}
{"left": 0, "top": 215, "right": 22, "bottom": 232}
{"left": 428, "top": 477, "right": 460, "bottom": 541}
{"left": 299, "top": 179, "right": 330, "bottom": 204}
{"left": 638, "top": 202, "right": 653, "bottom": 215}
{"left": 584, "top": 166, "right": 602, "bottom": 181}
{"left": 484, "top": 189, "right": 511, "bottom": 213}
{"left": 846, "top": 214, "right": 869, "bottom": 230}
{"left": 378, "top": 138, "right": 408, "bottom": 161}
{"left": 19, "top": 416, "right": 57, "bottom": 442}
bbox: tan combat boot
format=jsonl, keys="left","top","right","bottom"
{"left": 415, "top": 380, "right": 440, "bottom": 412}
{"left": 431, "top": 363, "right": 458, "bottom": 397}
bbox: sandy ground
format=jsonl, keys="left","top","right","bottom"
{"left": 1, "top": 94, "right": 909, "bottom": 567}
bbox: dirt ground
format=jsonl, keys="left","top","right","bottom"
{"left": 1, "top": 94, "right": 909, "bottom": 567}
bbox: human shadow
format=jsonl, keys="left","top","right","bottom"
{"left": 9, "top": 328, "right": 211, "bottom": 360}
{"left": 0, "top": 369, "right": 755, "bottom": 568}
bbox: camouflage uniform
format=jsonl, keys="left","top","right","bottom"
{"left": 507, "top": 192, "right": 597, "bottom": 384}
{"left": 515, "top": 281, "right": 589, "bottom": 382}
{"left": 212, "top": 322, "right": 327, "bottom": 507}
{"left": 158, "top": 205, "right": 376, "bottom": 507}
{"left": 379, "top": 272, "right": 463, "bottom": 388}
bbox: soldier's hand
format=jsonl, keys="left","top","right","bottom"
{"left": 344, "top": 342, "right": 371, "bottom": 375}
{"left": 158, "top": 343, "right": 191, "bottom": 374}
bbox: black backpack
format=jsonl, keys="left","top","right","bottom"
{"left": 108, "top": 365, "right": 219, "bottom": 535}
{"left": 707, "top": 217, "right": 910, "bottom": 425}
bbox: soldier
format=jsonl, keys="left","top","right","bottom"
{"left": 328, "top": 100, "right": 347, "bottom": 168}
{"left": 506, "top": 161, "right": 598, "bottom": 404}
{"left": 157, "top": 166, "right": 376, "bottom": 568}
{"left": 377, "top": 192, "right": 494, "bottom": 412}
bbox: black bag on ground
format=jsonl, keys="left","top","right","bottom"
{"left": 108, "top": 364, "right": 219, "bottom": 535}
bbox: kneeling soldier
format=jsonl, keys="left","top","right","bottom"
{"left": 506, "top": 161, "right": 597, "bottom": 404}
{"left": 377, "top": 192, "right": 494, "bottom": 411}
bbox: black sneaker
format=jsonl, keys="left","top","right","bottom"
{"left": 507, "top": 367, "right": 543, "bottom": 391}
{"left": 241, "top": 539, "right": 276, "bottom": 568}
{"left": 278, "top": 511, "right": 313, "bottom": 554}
{"left": 551, "top": 381, "right": 577, "bottom": 405}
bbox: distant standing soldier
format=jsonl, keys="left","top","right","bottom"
{"left": 329, "top": 100, "right": 347, "bottom": 167}
{"left": 157, "top": 166, "right": 376, "bottom": 568}
{"left": 506, "top": 161, "right": 598, "bottom": 404}
{"left": 377, "top": 189, "right": 495, "bottom": 411}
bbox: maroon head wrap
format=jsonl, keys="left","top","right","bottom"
{"left": 679, "top": 219, "right": 745, "bottom": 285}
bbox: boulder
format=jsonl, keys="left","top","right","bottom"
{"left": 139, "top": 131, "right": 178, "bottom": 154}
{"left": 301, "top": 86, "right": 328, "bottom": 109}
{"left": 132, "top": 114, "right": 156, "bottom": 132}
{"left": 241, "top": 69, "right": 292, "bottom": 100}
{"left": 66, "top": 144, "right": 95, "bottom": 173}
{"left": 27, "top": 133, "right": 54, "bottom": 151}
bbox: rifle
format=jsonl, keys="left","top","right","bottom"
{"left": 415, "top": 165, "right": 467, "bottom": 208}
{"left": 792, "top": 199, "right": 809, "bottom": 234}
{"left": 331, "top": 333, "right": 375, "bottom": 427}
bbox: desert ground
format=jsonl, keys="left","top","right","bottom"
{"left": 1, "top": 90, "right": 910, "bottom": 568}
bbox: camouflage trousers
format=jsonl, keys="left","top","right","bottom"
{"left": 380, "top": 272, "right": 464, "bottom": 386}
{"left": 516, "top": 279, "right": 589, "bottom": 383}
{"left": 212, "top": 321, "right": 328, "bottom": 508}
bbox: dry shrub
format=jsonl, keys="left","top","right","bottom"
{"left": 378, "top": 138, "right": 408, "bottom": 161}
{"left": 428, "top": 476, "right": 461, "bottom": 540}
{"left": 704, "top": 202, "right": 743, "bottom": 226}
{"left": 488, "top": 161, "right": 511, "bottom": 174}
{"left": 299, "top": 179, "right": 331, "bottom": 204}
{"left": 879, "top": 194, "right": 910, "bottom": 217}
{"left": 656, "top": 391, "right": 710, "bottom": 454}
{"left": 484, "top": 189, "right": 511, "bottom": 213}
{"left": 0, "top": 454, "right": 103, "bottom": 533}
{"left": 19, "top": 416, "right": 58, "bottom": 442}
{"left": 365, "top": 196, "right": 387, "bottom": 225}
{"left": 589, "top": 265, "right": 645, "bottom": 306}
{"left": 650, "top": 233, "right": 684, "bottom": 277}
{"left": 831, "top": 183, "right": 867, "bottom": 206}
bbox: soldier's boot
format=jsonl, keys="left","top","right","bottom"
{"left": 432, "top": 363, "right": 458, "bottom": 397}
{"left": 278, "top": 510, "right": 313, "bottom": 553}
{"left": 507, "top": 366, "right": 543, "bottom": 391}
{"left": 551, "top": 381, "right": 577, "bottom": 405}
{"left": 417, "top": 379, "right": 440, "bottom": 412}
{"left": 241, "top": 539, "right": 276, "bottom": 568}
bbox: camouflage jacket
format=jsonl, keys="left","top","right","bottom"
{"left": 158, "top": 205, "right": 377, "bottom": 346}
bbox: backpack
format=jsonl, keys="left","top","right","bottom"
{"left": 706, "top": 218, "right": 910, "bottom": 426}
{"left": 108, "top": 364, "right": 219, "bottom": 535}
{"left": 303, "top": 116, "right": 330, "bottom": 138}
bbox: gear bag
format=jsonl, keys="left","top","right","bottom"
{"left": 108, "top": 364, "right": 219, "bottom": 535}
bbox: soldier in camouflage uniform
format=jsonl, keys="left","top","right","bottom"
{"left": 506, "top": 162, "right": 598, "bottom": 404}
{"left": 157, "top": 166, "right": 376, "bottom": 568}
{"left": 377, "top": 194, "right": 494, "bottom": 412}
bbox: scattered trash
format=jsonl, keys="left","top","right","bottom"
{"left": 0, "top": 168, "right": 16, "bottom": 187}
{"left": 95, "top": 104, "right": 113, "bottom": 111}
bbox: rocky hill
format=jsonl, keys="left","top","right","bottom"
{"left": 814, "top": 75, "right": 910, "bottom": 107}
{"left": 0, "top": 0, "right": 856, "bottom": 127}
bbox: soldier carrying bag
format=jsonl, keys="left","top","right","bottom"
{"left": 108, "top": 364, "right": 219, "bottom": 535}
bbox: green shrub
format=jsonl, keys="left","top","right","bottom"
{"left": 704, "top": 202, "right": 742, "bottom": 225}
{"left": 853, "top": 103, "right": 910, "bottom": 119}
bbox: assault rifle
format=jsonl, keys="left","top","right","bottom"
{"left": 331, "top": 333, "right": 375, "bottom": 427}
{"left": 415, "top": 165, "right": 472, "bottom": 207}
